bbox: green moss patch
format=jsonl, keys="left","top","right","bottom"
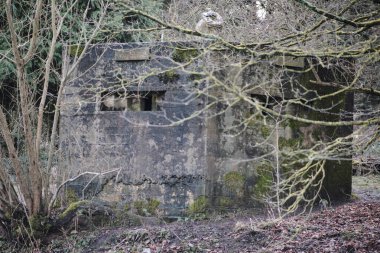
{"left": 187, "top": 196, "right": 208, "bottom": 214}
{"left": 59, "top": 200, "right": 90, "bottom": 220}
{"left": 188, "top": 73, "right": 204, "bottom": 81}
{"left": 279, "top": 136, "right": 300, "bottom": 150}
{"left": 260, "top": 125, "right": 271, "bottom": 138}
{"left": 172, "top": 48, "right": 200, "bottom": 63}
{"left": 134, "top": 199, "right": 160, "bottom": 216}
{"left": 253, "top": 162, "right": 274, "bottom": 199}
{"left": 159, "top": 69, "right": 180, "bottom": 83}
{"left": 217, "top": 196, "right": 233, "bottom": 210}
{"left": 286, "top": 119, "right": 310, "bottom": 130}
{"left": 66, "top": 188, "right": 79, "bottom": 205}
{"left": 224, "top": 171, "right": 246, "bottom": 196}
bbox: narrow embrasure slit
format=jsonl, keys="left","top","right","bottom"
{"left": 100, "top": 91, "right": 165, "bottom": 111}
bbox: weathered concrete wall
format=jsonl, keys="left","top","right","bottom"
{"left": 60, "top": 42, "right": 353, "bottom": 216}
{"left": 61, "top": 42, "right": 211, "bottom": 215}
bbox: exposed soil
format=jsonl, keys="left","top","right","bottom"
{"left": 2, "top": 175, "right": 380, "bottom": 253}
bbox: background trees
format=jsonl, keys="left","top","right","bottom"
{"left": 0, "top": 0, "right": 122, "bottom": 237}
{"left": 0, "top": 0, "right": 170, "bottom": 235}
{"left": 0, "top": 0, "right": 379, "bottom": 241}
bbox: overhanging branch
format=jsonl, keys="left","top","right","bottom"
{"left": 293, "top": 0, "right": 380, "bottom": 29}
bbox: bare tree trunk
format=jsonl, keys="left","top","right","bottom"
{"left": 0, "top": 107, "right": 32, "bottom": 210}
{"left": 5, "top": 0, "right": 44, "bottom": 215}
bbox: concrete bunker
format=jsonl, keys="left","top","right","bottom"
{"left": 60, "top": 42, "right": 353, "bottom": 216}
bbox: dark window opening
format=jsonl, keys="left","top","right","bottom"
{"left": 100, "top": 91, "right": 165, "bottom": 112}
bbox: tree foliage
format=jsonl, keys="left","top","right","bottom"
{"left": 0, "top": 0, "right": 379, "bottom": 244}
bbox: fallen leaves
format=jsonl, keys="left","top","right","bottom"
{"left": 255, "top": 201, "right": 380, "bottom": 253}
{"left": 38, "top": 200, "right": 379, "bottom": 252}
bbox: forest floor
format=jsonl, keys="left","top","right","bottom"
{"left": 3, "top": 174, "right": 380, "bottom": 253}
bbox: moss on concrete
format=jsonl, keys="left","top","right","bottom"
{"left": 279, "top": 136, "right": 300, "bottom": 150}
{"left": 188, "top": 73, "right": 204, "bottom": 81}
{"left": 187, "top": 196, "right": 208, "bottom": 214}
{"left": 134, "top": 199, "right": 160, "bottom": 216}
{"left": 260, "top": 125, "right": 271, "bottom": 138}
{"left": 286, "top": 119, "right": 310, "bottom": 130}
{"left": 224, "top": 171, "right": 245, "bottom": 196}
{"left": 159, "top": 69, "right": 180, "bottom": 83}
{"left": 253, "top": 162, "right": 273, "bottom": 199}
{"left": 66, "top": 188, "right": 79, "bottom": 204}
{"left": 172, "top": 48, "right": 200, "bottom": 63}
{"left": 59, "top": 200, "right": 89, "bottom": 220}
{"left": 217, "top": 196, "right": 233, "bottom": 209}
